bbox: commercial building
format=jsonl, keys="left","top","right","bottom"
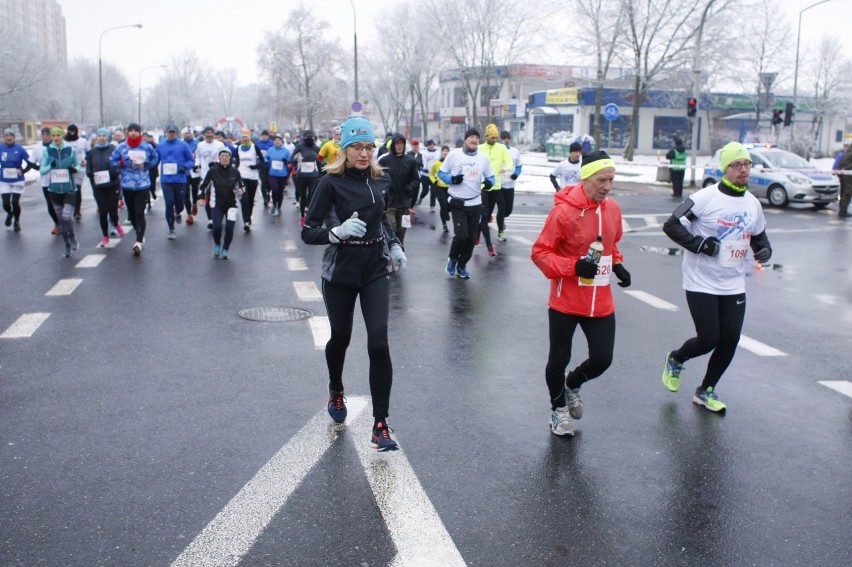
{"left": 0, "top": 0, "right": 67, "bottom": 67}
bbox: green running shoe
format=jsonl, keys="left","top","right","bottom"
{"left": 662, "top": 352, "right": 683, "bottom": 392}
{"left": 693, "top": 386, "right": 727, "bottom": 412}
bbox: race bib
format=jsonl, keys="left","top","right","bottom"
{"left": 51, "top": 169, "right": 70, "bottom": 183}
{"left": 719, "top": 239, "right": 749, "bottom": 267}
{"left": 261, "top": 150, "right": 268, "bottom": 158}
{"left": 578, "top": 255, "right": 613, "bottom": 287}
{"left": 94, "top": 170, "right": 110, "bottom": 185}
{"left": 2, "top": 168, "right": 18, "bottom": 180}
{"left": 271, "top": 160, "right": 284, "bottom": 171}
{"left": 163, "top": 163, "right": 178, "bottom": 175}
{"left": 128, "top": 150, "right": 146, "bottom": 165}
{"left": 401, "top": 214, "right": 412, "bottom": 228}
{"left": 226, "top": 207, "right": 238, "bottom": 222}
{"left": 299, "top": 161, "right": 316, "bottom": 173}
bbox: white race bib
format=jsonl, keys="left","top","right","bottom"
{"left": 299, "top": 161, "right": 316, "bottom": 173}
{"left": 2, "top": 168, "right": 18, "bottom": 180}
{"left": 719, "top": 239, "right": 749, "bottom": 267}
{"left": 94, "top": 170, "right": 110, "bottom": 185}
{"left": 163, "top": 163, "right": 178, "bottom": 175}
{"left": 401, "top": 214, "right": 412, "bottom": 228}
{"left": 51, "top": 169, "right": 70, "bottom": 183}
{"left": 128, "top": 150, "right": 146, "bottom": 165}
{"left": 578, "top": 255, "right": 613, "bottom": 287}
{"left": 226, "top": 207, "right": 238, "bottom": 222}
{"left": 271, "top": 160, "right": 284, "bottom": 171}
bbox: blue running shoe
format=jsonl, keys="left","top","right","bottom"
{"left": 327, "top": 390, "right": 347, "bottom": 424}
{"left": 446, "top": 258, "right": 457, "bottom": 276}
{"left": 371, "top": 421, "right": 399, "bottom": 452}
{"left": 213, "top": 244, "right": 221, "bottom": 257}
{"left": 221, "top": 248, "right": 229, "bottom": 259}
{"left": 455, "top": 266, "right": 471, "bottom": 279}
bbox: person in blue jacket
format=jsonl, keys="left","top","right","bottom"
{"left": 1, "top": 128, "right": 35, "bottom": 232}
{"left": 40, "top": 127, "right": 80, "bottom": 257}
{"left": 265, "top": 134, "right": 292, "bottom": 215}
{"left": 109, "top": 122, "right": 159, "bottom": 256}
{"left": 157, "top": 123, "right": 195, "bottom": 240}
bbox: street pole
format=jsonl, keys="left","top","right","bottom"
{"left": 791, "top": 0, "right": 833, "bottom": 150}
{"left": 348, "top": 0, "right": 358, "bottom": 104}
{"left": 98, "top": 24, "right": 142, "bottom": 127}
{"left": 688, "top": 0, "right": 715, "bottom": 187}
{"left": 138, "top": 65, "right": 167, "bottom": 127}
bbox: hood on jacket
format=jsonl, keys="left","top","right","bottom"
{"left": 390, "top": 133, "right": 407, "bottom": 157}
{"left": 555, "top": 182, "right": 608, "bottom": 213}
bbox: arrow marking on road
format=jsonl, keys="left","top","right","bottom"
{"left": 0, "top": 312, "right": 50, "bottom": 339}
{"left": 171, "top": 397, "right": 370, "bottom": 567}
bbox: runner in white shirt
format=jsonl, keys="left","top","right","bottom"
{"left": 660, "top": 141, "right": 772, "bottom": 413}
{"left": 195, "top": 126, "right": 226, "bottom": 229}
{"left": 550, "top": 142, "right": 583, "bottom": 190}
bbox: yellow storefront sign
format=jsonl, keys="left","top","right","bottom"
{"left": 545, "top": 88, "right": 578, "bottom": 105}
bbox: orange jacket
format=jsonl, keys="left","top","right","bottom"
{"left": 531, "top": 183, "right": 624, "bottom": 317}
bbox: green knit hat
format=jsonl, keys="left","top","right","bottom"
{"left": 720, "top": 142, "right": 751, "bottom": 172}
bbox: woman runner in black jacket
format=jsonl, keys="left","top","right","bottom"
{"left": 200, "top": 149, "right": 244, "bottom": 259}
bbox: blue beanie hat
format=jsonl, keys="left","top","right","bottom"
{"left": 96, "top": 128, "right": 110, "bottom": 136}
{"left": 340, "top": 115, "right": 374, "bottom": 149}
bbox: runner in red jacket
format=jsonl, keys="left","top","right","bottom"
{"left": 531, "top": 151, "right": 631, "bottom": 437}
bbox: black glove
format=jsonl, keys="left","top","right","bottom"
{"left": 68, "top": 166, "right": 77, "bottom": 175}
{"left": 192, "top": 165, "right": 200, "bottom": 173}
{"left": 510, "top": 173, "right": 518, "bottom": 180}
{"left": 248, "top": 164, "right": 258, "bottom": 170}
{"left": 574, "top": 258, "right": 599, "bottom": 279}
{"left": 482, "top": 179, "right": 493, "bottom": 190}
{"left": 753, "top": 247, "right": 771, "bottom": 263}
{"left": 613, "top": 263, "right": 631, "bottom": 288}
{"left": 699, "top": 237, "right": 720, "bottom": 257}
{"left": 50, "top": 160, "right": 57, "bottom": 168}
{"left": 178, "top": 166, "right": 186, "bottom": 174}
{"left": 451, "top": 174, "right": 464, "bottom": 185}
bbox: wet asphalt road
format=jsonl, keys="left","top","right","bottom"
{"left": 1, "top": 177, "right": 850, "bottom": 567}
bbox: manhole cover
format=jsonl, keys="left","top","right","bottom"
{"left": 239, "top": 307, "right": 314, "bottom": 322}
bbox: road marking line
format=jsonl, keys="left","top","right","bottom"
{"left": 45, "top": 278, "right": 83, "bottom": 296}
{"left": 308, "top": 316, "right": 330, "bottom": 350}
{"left": 351, "top": 409, "right": 466, "bottom": 567}
{"left": 285, "top": 258, "right": 308, "bottom": 271}
{"left": 818, "top": 381, "right": 852, "bottom": 399}
{"left": 622, "top": 219, "right": 631, "bottom": 233}
{"left": 280, "top": 240, "right": 297, "bottom": 251}
{"left": 293, "top": 281, "right": 322, "bottom": 301}
{"left": 171, "top": 397, "right": 369, "bottom": 567}
{"left": 1, "top": 313, "right": 50, "bottom": 339}
{"left": 75, "top": 254, "right": 105, "bottom": 268}
{"left": 738, "top": 335, "right": 787, "bottom": 356}
{"left": 642, "top": 215, "right": 660, "bottom": 228}
{"left": 623, "top": 290, "right": 679, "bottom": 311}
{"left": 510, "top": 235, "right": 533, "bottom": 245}
{"left": 100, "top": 238, "right": 121, "bottom": 249}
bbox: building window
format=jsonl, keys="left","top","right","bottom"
{"left": 589, "top": 115, "right": 634, "bottom": 149}
{"left": 836, "top": 130, "right": 844, "bottom": 143}
{"left": 652, "top": 117, "right": 689, "bottom": 149}
{"left": 453, "top": 87, "right": 467, "bottom": 108}
{"left": 533, "top": 114, "right": 574, "bottom": 146}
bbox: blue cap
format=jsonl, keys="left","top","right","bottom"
{"left": 340, "top": 115, "right": 374, "bottom": 149}
{"left": 165, "top": 123, "right": 178, "bottom": 132}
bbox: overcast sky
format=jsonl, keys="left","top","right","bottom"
{"left": 59, "top": 0, "right": 852, "bottom": 97}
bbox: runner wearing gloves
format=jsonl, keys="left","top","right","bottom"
{"left": 29, "top": 127, "right": 61, "bottom": 234}
{"left": 477, "top": 124, "right": 514, "bottom": 256}
{"left": 377, "top": 133, "right": 420, "bottom": 245}
{"left": 1, "top": 128, "right": 35, "bottom": 232}
{"left": 157, "top": 124, "right": 195, "bottom": 240}
{"left": 64, "top": 124, "right": 89, "bottom": 222}
{"left": 301, "top": 115, "right": 406, "bottom": 452}
{"left": 550, "top": 142, "right": 583, "bottom": 190}
{"left": 200, "top": 149, "right": 244, "bottom": 259}
{"left": 419, "top": 139, "right": 441, "bottom": 210}
{"left": 40, "top": 127, "right": 81, "bottom": 257}
{"left": 194, "top": 126, "right": 226, "bottom": 229}
{"left": 85, "top": 128, "right": 123, "bottom": 246}
{"left": 255, "top": 130, "right": 274, "bottom": 209}
{"left": 109, "top": 123, "right": 159, "bottom": 256}
{"left": 265, "top": 134, "right": 292, "bottom": 215}
{"left": 183, "top": 128, "right": 200, "bottom": 224}
{"left": 498, "top": 131, "right": 522, "bottom": 241}
{"left": 661, "top": 141, "right": 771, "bottom": 412}
{"left": 290, "top": 130, "right": 322, "bottom": 227}
{"left": 236, "top": 128, "right": 264, "bottom": 231}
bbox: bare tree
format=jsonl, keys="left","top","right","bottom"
{"left": 162, "top": 50, "right": 213, "bottom": 126}
{"left": 802, "top": 36, "right": 852, "bottom": 156}
{"left": 0, "top": 21, "right": 57, "bottom": 119}
{"left": 214, "top": 68, "right": 240, "bottom": 117}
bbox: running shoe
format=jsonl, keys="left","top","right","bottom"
{"left": 446, "top": 258, "right": 457, "bottom": 276}
{"left": 564, "top": 387, "right": 583, "bottom": 419}
{"left": 371, "top": 421, "right": 399, "bottom": 452}
{"left": 327, "top": 390, "right": 347, "bottom": 424}
{"left": 109, "top": 225, "right": 117, "bottom": 236}
{"left": 693, "top": 387, "right": 726, "bottom": 412}
{"left": 442, "top": 223, "right": 448, "bottom": 233}
{"left": 51, "top": 225, "right": 60, "bottom": 235}
{"left": 212, "top": 244, "right": 221, "bottom": 257}
{"left": 114, "top": 223, "right": 125, "bottom": 237}
{"left": 13, "top": 221, "right": 20, "bottom": 232}
{"left": 4, "top": 214, "right": 11, "bottom": 227}
{"left": 498, "top": 231, "right": 507, "bottom": 242}
{"left": 244, "top": 222, "right": 251, "bottom": 232}
{"left": 662, "top": 352, "right": 683, "bottom": 392}
{"left": 167, "top": 230, "right": 177, "bottom": 240}
{"left": 186, "top": 214, "right": 194, "bottom": 225}
{"left": 63, "top": 243, "right": 72, "bottom": 258}
{"left": 299, "top": 215, "right": 306, "bottom": 227}
{"left": 474, "top": 237, "right": 480, "bottom": 246}
{"left": 75, "top": 213, "right": 82, "bottom": 222}
{"left": 191, "top": 204, "right": 198, "bottom": 216}
{"left": 207, "top": 221, "right": 213, "bottom": 230}
{"left": 118, "top": 199, "right": 125, "bottom": 209}
{"left": 455, "top": 266, "right": 471, "bottom": 279}
{"left": 69, "top": 233, "right": 78, "bottom": 251}
{"left": 132, "top": 241, "right": 143, "bottom": 256}
{"left": 99, "top": 236, "right": 110, "bottom": 247}
{"left": 550, "top": 406, "right": 574, "bottom": 437}
{"left": 487, "top": 246, "right": 497, "bottom": 257}
{"left": 221, "top": 248, "right": 229, "bottom": 259}
{"left": 175, "top": 213, "right": 182, "bottom": 224}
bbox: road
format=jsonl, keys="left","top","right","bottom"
{"left": 1, "top": 177, "right": 850, "bottom": 566}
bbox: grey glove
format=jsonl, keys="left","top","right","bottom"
{"left": 390, "top": 244, "right": 407, "bottom": 272}
{"left": 330, "top": 211, "right": 367, "bottom": 242}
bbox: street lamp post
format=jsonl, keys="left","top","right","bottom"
{"left": 348, "top": 0, "right": 358, "bottom": 104}
{"left": 138, "top": 65, "right": 167, "bottom": 126}
{"left": 791, "top": 0, "right": 833, "bottom": 148}
{"left": 99, "top": 24, "right": 142, "bottom": 127}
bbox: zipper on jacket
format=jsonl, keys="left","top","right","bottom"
{"left": 589, "top": 204, "right": 603, "bottom": 317}
{"left": 366, "top": 178, "right": 376, "bottom": 203}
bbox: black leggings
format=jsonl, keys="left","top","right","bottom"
{"left": 269, "top": 176, "right": 288, "bottom": 208}
{"left": 211, "top": 207, "right": 236, "bottom": 249}
{"left": 2, "top": 193, "right": 21, "bottom": 222}
{"left": 449, "top": 203, "right": 481, "bottom": 269}
{"left": 671, "top": 291, "right": 746, "bottom": 390}
{"left": 240, "top": 179, "right": 258, "bottom": 223}
{"left": 185, "top": 176, "right": 200, "bottom": 211}
{"left": 435, "top": 186, "right": 449, "bottom": 224}
{"left": 123, "top": 189, "right": 149, "bottom": 241}
{"left": 42, "top": 187, "right": 59, "bottom": 226}
{"left": 322, "top": 276, "right": 392, "bottom": 419}
{"left": 478, "top": 190, "right": 504, "bottom": 247}
{"left": 49, "top": 191, "right": 77, "bottom": 244}
{"left": 497, "top": 188, "right": 514, "bottom": 232}
{"left": 294, "top": 176, "right": 319, "bottom": 216}
{"left": 545, "top": 309, "right": 615, "bottom": 410}
{"left": 93, "top": 186, "right": 120, "bottom": 237}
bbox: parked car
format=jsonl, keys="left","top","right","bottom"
{"left": 702, "top": 145, "right": 840, "bottom": 208}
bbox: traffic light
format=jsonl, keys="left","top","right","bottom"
{"left": 772, "top": 109, "right": 783, "bottom": 126}
{"left": 687, "top": 97, "right": 697, "bottom": 118}
{"left": 783, "top": 102, "right": 794, "bottom": 127}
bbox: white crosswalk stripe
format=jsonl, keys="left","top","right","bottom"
{"left": 818, "top": 381, "right": 852, "bottom": 399}
{"left": 1, "top": 313, "right": 50, "bottom": 339}
{"left": 293, "top": 281, "right": 322, "bottom": 301}
{"left": 45, "top": 278, "right": 83, "bottom": 296}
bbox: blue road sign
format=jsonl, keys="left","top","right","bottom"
{"left": 604, "top": 103, "right": 620, "bottom": 122}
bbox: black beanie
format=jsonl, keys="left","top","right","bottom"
{"left": 581, "top": 150, "right": 612, "bottom": 167}
{"left": 464, "top": 128, "right": 480, "bottom": 140}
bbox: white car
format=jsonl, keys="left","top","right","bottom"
{"left": 702, "top": 145, "right": 839, "bottom": 208}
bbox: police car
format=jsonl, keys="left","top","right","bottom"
{"left": 701, "top": 144, "right": 839, "bottom": 208}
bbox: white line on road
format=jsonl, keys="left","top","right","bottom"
{"left": 350, "top": 409, "right": 466, "bottom": 567}
{"left": 738, "top": 335, "right": 787, "bottom": 357}
{"left": 510, "top": 235, "right": 533, "bottom": 246}
{"left": 280, "top": 240, "right": 297, "bottom": 251}
{"left": 45, "top": 278, "right": 83, "bottom": 296}
{"left": 100, "top": 238, "right": 122, "bottom": 249}
{"left": 293, "top": 281, "right": 322, "bottom": 301}
{"left": 75, "top": 254, "right": 105, "bottom": 268}
{"left": 285, "top": 257, "right": 308, "bottom": 271}
{"left": 818, "top": 381, "right": 852, "bottom": 399}
{"left": 0, "top": 313, "right": 50, "bottom": 339}
{"left": 171, "top": 397, "right": 369, "bottom": 567}
{"left": 623, "top": 290, "right": 679, "bottom": 311}
{"left": 308, "top": 316, "right": 330, "bottom": 350}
